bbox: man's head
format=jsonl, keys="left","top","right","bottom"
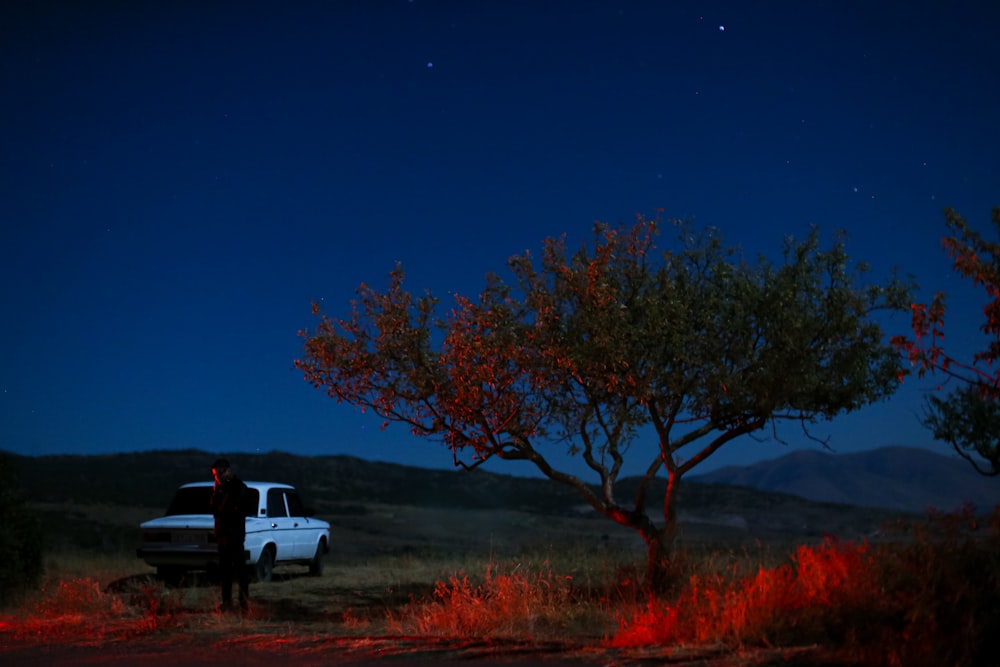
{"left": 212, "top": 458, "right": 233, "bottom": 484}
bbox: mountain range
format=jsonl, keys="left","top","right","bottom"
{"left": 692, "top": 445, "right": 999, "bottom": 513}
{"left": 6, "top": 445, "right": 995, "bottom": 516}
{"left": 3, "top": 446, "right": 929, "bottom": 551}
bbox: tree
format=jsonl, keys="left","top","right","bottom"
{"left": 297, "top": 216, "right": 911, "bottom": 585}
{"left": 892, "top": 206, "right": 1000, "bottom": 476}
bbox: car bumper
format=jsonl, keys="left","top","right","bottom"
{"left": 137, "top": 546, "right": 251, "bottom": 568}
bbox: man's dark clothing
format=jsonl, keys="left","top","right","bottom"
{"left": 211, "top": 475, "right": 250, "bottom": 610}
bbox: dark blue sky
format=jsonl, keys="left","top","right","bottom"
{"left": 2, "top": 0, "right": 998, "bottom": 475}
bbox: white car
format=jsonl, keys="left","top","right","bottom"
{"left": 137, "top": 481, "right": 330, "bottom": 582}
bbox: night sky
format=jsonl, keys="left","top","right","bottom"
{"left": 2, "top": 1, "right": 998, "bottom": 476}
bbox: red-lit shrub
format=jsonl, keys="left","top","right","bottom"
{"left": 7, "top": 575, "right": 197, "bottom": 642}
{"left": 612, "top": 538, "right": 876, "bottom": 648}
{"left": 388, "top": 561, "right": 589, "bottom": 638}
{"left": 32, "top": 578, "right": 130, "bottom": 619}
{"left": 613, "top": 506, "right": 1000, "bottom": 666}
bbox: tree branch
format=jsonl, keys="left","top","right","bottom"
{"left": 678, "top": 419, "right": 766, "bottom": 476}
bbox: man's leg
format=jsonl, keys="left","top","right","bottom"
{"left": 238, "top": 559, "right": 250, "bottom": 611}
{"left": 237, "top": 551, "right": 250, "bottom": 611}
{"left": 219, "top": 545, "right": 234, "bottom": 609}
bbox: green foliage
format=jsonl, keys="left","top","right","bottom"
{"left": 893, "top": 206, "right": 1000, "bottom": 476}
{"left": 298, "top": 216, "right": 911, "bottom": 581}
{"left": 0, "top": 453, "right": 44, "bottom": 604}
{"left": 925, "top": 383, "right": 1000, "bottom": 476}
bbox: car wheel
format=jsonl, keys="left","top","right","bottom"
{"left": 255, "top": 547, "right": 275, "bottom": 583}
{"left": 308, "top": 540, "right": 325, "bottom": 577}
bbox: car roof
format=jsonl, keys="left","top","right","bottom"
{"left": 179, "top": 481, "right": 295, "bottom": 491}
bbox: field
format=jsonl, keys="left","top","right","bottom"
{"left": 3, "top": 495, "right": 999, "bottom": 666}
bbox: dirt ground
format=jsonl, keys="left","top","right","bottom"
{"left": 0, "top": 623, "right": 830, "bottom": 667}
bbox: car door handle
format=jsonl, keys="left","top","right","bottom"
{"left": 270, "top": 522, "right": 278, "bottom": 528}
{"left": 294, "top": 522, "right": 299, "bottom": 527}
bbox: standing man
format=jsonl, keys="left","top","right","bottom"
{"left": 211, "top": 458, "right": 250, "bottom": 612}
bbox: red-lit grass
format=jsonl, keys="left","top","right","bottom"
{"left": 386, "top": 559, "right": 610, "bottom": 639}
{"left": 8, "top": 576, "right": 159, "bottom": 643}
{"left": 3, "top": 507, "right": 998, "bottom": 666}
{"left": 612, "top": 538, "right": 878, "bottom": 649}
{"left": 612, "top": 505, "right": 1000, "bottom": 666}
{"left": 32, "top": 577, "right": 135, "bottom": 619}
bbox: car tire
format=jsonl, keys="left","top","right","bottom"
{"left": 308, "top": 540, "right": 325, "bottom": 577}
{"left": 255, "top": 547, "right": 275, "bottom": 583}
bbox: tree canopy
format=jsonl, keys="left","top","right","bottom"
{"left": 297, "top": 216, "right": 911, "bottom": 583}
{"left": 892, "top": 206, "right": 1000, "bottom": 476}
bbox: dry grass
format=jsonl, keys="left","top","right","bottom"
{"left": 611, "top": 505, "right": 1000, "bottom": 666}
{"left": 612, "top": 538, "right": 878, "bottom": 648}
{"left": 386, "top": 559, "right": 616, "bottom": 640}
{"left": 3, "top": 507, "right": 998, "bottom": 667}
{"left": 41, "top": 550, "right": 153, "bottom": 585}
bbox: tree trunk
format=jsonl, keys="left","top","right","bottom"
{"left": 642, "top": 517, "right": 679, "bottom": 592}
{"left": 642, "top": 468, "right": 682, "bottom": 591}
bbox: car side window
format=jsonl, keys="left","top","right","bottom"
{"left": 285, "top": 492, "right": 306, "bottom": 518}
{"left": 266, "top": 488, "right": 288, "bottom": 518}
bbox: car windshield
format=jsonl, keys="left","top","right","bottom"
{"left": 164, "top": 486, "right": 259, "bottom": 517}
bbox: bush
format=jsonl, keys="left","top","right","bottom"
{"left": 612, "top": 506, "right": 1000, "bottom": 666}
{"left": 867, "top": 504, "right": 1000, "bottom": 666}
{"left": 388, "top": 560, "right": 593, "bottom": 639}
{"left": 0, "top": 453, "right": 44, "bottom": 605}
{"left": 31, "top": 577, "right": 130, "bottom": 619}
{"left": 612, "top": 538, "right": 878, "bottom": 648}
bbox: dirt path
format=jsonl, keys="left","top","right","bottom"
{"left": 1, "top": 629, "right": 828, "bottom": 667}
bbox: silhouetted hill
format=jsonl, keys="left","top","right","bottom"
{"left": 3, "top": 448, "right": 890, "bottom": 516}
{"left": 4, "top": 447, "right": 831, "bottom": 513}
{"left": 10, "top": 447, "right": 986, "bottom": 516}
{"left": 4, "top": 449, "right": 915, "bottom": 549}
{"left": 691, "top": 446, "right": 1000, "bottom": 513}
{"left": 2, "top": 449, "right": 583, "bottom": 514}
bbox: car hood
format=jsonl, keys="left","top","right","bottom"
{"left": 140, "top": 515, "right": 215, "bottom": 530}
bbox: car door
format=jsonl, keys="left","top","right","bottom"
{"left": 265, "top": 487, "right": 298, "bottom": 561}
{"left": 283, "top": 490, "right": 315, "bottom": 558}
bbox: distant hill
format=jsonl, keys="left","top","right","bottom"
{"left": 691, "top": 446, "right": 1000, "bottom": 513}
{"left": 3, "top": 448, "right": 919, "bottom": 548}
{"left": 2, "top": 448, "right": 894, "bottom": 515}
{"left": 8, "top": 447, "right": 993, "bottom": 516}
{"left": 1, "top": 448, "right": 584, "bottom": 514}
